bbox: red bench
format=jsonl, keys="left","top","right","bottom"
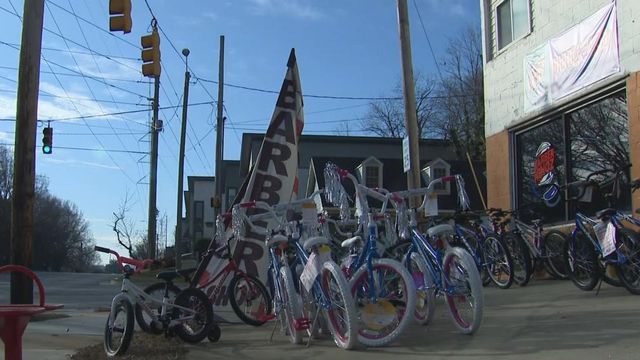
{"left": 0, "top": 265, "right": 64, "bottom": 360}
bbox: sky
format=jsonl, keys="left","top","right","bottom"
{"left": 0, "top": 0, "right": 480, "bottom": 264}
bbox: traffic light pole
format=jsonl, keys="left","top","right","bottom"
{"left": 147, "top": 75, "right": 160, "bottom": 260}
{"left": 11, "top": 0, "right": 44, "bottom": 304}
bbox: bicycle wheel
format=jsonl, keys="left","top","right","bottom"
{"left": 279, "top": 265, "right": 304, "bottom": 344}
{"left": 104, "top": 299, "right": 134, "bottom": 357}
{"left": 135, "top": 282, "right": 181, "bottom": 334}
{"left": 483, "top": 234, "right": 514, "bottom": 289}
{"left": 443, "top": 247, "right": 483, "bottom": 334}
{"left": 543, "top": 230, "right": 569, "bottom": 279}
{"left": 228, "top": 273, "right": 272, "bottom": 326}
{"left": 404, "top": 252, "right": 435, "bottom": 325}
{"left": 349, "top": 258, "right": 416, "bottom": 347}
{"left": 616, "top": 228, "right": 640, "bottom": 295}
{"left": 173, "top": 288, "right": 214, "bottom": 343}
{"left": 504, "top": 233, "right": 532, "bottom": 286}
{"left": 320, "top": 261, "right": 358, "bottom": 350}
{"left": 564, "top": 232, "right": 600, "bottom": 291}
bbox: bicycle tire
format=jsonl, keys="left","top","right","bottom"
{"left": 349, "top": 258, "right": 416, "bottom": 347}
{"left": 505, "top": 233, "right": 532, "bottom": 286}
{"left": 228, "top": 273, "right": 272, "bottom": 326}
{"left": 616, "top": 227, "right": 640, "bottom": 295}
{"left": 320, "top": 261, "right": 358, "bottom": 350}
{"left": 564, "top": 232, "right": 600, "bottom": 291}
{"left": 173, "top": 288, "right": 214, "bottom": 343}
{"left": 443, "top": 247, "right": 484, "bottom": 334}
{"left": 104, "top": 299, "right": 134, "bottom": 357}
{"left": 483, "top": 234, "right": 514, "bottom": 289}
{"left": 543, "top": 230, "right": 569, "bottom": 279}
{"left": 135, "top": 282, "right": 181, "bottom": 334}
{"left": 404, "top": 252, "right": 435, "bottom": 325}
{"left": 280, "top": 265, "right": 304, "bottom": 344}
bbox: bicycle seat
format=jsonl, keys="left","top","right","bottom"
{"left": 303, "top": 236, "right": 330, "bottom": 252}
{"left": 156, "top": 267, "right": 196, "bottom": 282}
{"left": 531, "top": 219, "right": 543, "bottom": 226}
{"left": 341, "top": 236, "right": 361, "bottom": 248}
{"left": 267, "top": 234, "right": 289, "bottom": 248}
{"left": 596, "top": 208, "right": 617, "bottom": 219}
{"left": 427, "top": 224, "right": 454, "bottom": 238}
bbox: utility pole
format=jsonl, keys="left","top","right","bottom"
{"left": 213, "top": 36, "right": 225, "bottom": 218}
{"left": 11, "top": 0, "right": 44, "bottom": 304}
{"left": 397, "top": 0, "right": 421, "bottom": 205}
{"left": 175, "top": 48, "right": 190, "bottom": 269}
{"left": 147, "top": 64, "right": 160, "bottom": 260}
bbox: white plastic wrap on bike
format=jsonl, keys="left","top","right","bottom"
{"left": 303, "top": 236, "right": 330, "bottom": 252}
{"left": 593, "top": 221, "right": 617, "bottom": 257}
{"left": 232, "top": 206, "right": 245, "bottom": 238}
{"left": 455, "top": 175, "right": 471, "bottom": 211}
{"left": 341, "top": 235, "right": 361, "bottom": 248}
{"left": 324, "top": 162, "right": 351, "bottom": 221}
{"left": 266, "top": 234, "right": 289, "bottom": 248}
{"left": 215, "top": 216, "right": 226, "bottom": 242}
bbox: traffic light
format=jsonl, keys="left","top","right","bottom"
{"left": 42, "top": 127, "right": 52, "bottom": 154}
{"left": 141, "top": 29, "right": 161, "bottom": 77}
{"left": 109, "top": 0, "right": 132, "bottom": 33}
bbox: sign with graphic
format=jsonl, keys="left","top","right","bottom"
{"left": 524, "top": 2, "right": 620, "bottom": 112}
{"left": 534, "top": 142, "right": 560, "bottom": 207}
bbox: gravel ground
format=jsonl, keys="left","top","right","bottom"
{"left": 70, "top": 333, "right": 188, "bottom": 360}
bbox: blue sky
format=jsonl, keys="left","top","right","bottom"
{"left": 0, "top": 0, "right": 480, "bottom": 263}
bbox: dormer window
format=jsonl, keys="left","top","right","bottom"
{"left": 357, "top": 156, "right": 383, "bottom": 189}
{"left": 421, "top": 159, "right": 451, "bottom": 195}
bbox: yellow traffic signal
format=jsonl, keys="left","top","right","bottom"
{"left": 141, "top": 29, "right": 161, "bottom": 77}
{"left": 108, "top": 0, "right": 132, "bottom": 34}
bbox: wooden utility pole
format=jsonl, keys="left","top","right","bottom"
{"left": 147, "top": 72, "right": 160, "bottom": 260}
{"left": 214, "top": 36, "right": 225, "bottom": 218}
{"left": 397, "top": 0, "right": 421, "bottom": 204}
{"left": 175, "top": 49, "right": 190, "bottom": 269}
{"left": 11, "top": 0, "right": 45, "bottom": 304}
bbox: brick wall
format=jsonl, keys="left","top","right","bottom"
{"left": 627, "top": 72, "right": 640, "bottom": 212}
{"left": 486, "top": 130, "right": 511, "bottom": 210}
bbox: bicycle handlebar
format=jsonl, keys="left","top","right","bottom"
{"left": 94, "top": 246, "right": 155, "bottom": 273}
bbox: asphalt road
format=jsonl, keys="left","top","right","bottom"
{"left": 2, "top": 272, "right": 639, "bottom": 360}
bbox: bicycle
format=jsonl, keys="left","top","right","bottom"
{"left": 95, "top": 246, "right": 214, "bottom": 357}
{"left": 381, "top": 175, "right": 484, "bottom": 334}
{"left": 324, "top": 162, "right": 416, "bottom": 347}
{"left": 488, "top": 208, "right": 569, "bottom": 286}
{"left": 439, "top": 210, "right": 514, "bottom": 289}
{"left": 188, "top": 213, "right": 273, "bottom": 328}
{"left": 559, "top": 166, "right": 640, "bottom": 295}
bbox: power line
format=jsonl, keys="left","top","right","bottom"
{"left": 412, "top": 0, "right": 445, "bottom": 83}
{"left": 0, "top": 142, "right": 149, "bottom": 155}
{"left": 0, "top": 88, "right": 148, "bottom": 107}
{"left": 0, "top": 41, "right": 140, "bottom": 60}
{"left": 0, "top": 64, "right": 143, "bottom": 84}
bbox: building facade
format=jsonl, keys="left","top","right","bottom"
{"left": 481, "top": 0, "right": 640, "bottom": 222}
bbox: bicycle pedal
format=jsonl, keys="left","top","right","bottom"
{"left": 293, "top": 317, "right": 311, "bottom": 331}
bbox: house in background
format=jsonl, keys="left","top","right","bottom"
{"left": 180, "top": 134, "right": 486, "bottom": 254}
{"left": 480, "top": 0, "right": 640, "bottom": 223}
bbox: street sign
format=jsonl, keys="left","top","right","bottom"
{"left": 402, "top": 137, "right": 410, "bottom": 173}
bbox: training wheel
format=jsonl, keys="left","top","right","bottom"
{"left": 208, "top": 324, "right": 221, "bottom": 342}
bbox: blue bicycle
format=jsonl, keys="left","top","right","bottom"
{"left": 324, "top": 163, "right": 416, "bottom": 347}
{"left": 383, "top": 175, "right": 484, "bottom": 334}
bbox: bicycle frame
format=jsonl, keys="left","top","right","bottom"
{"left": 405, "top": 226, "right": 458, "bottom": 295}
{"left": 345, "top": 220, "right": 384, "bottom": 302}
{"left": 512, "top": 218, "right": 544, "bottom": 258}
{"left": 571, "top": 211, "right": 633, "bottom": 265}
{"left": 453, "top": 223, "right": 485, "bottom": 270}
{"left": 291, "top": 236, "right": 333, "bottom": 311}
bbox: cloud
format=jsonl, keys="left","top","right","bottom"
{"left": 44, "top": 157, "right": 121, "bottom": 170}
{"left": 248, "top": 0, "right": 324, "bottom": 20}
{"left": 424, "top": 0, "right": 468, "bottom": 18}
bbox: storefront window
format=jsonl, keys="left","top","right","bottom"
{"left": 515, "top": 91, "right": 630, "bottom": 223}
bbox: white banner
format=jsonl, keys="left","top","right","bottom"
{"left": 196, "top": 49, "right": 304, "bottom": 317}
{"left": 524, "top": 1, "right": 619, "bottom": 112}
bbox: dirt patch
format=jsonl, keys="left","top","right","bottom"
{"left": 30, "top": 312, "right": 71, "bottom": 322}
{"left": 70, "top": 333, "right": 188, "bottom": 360}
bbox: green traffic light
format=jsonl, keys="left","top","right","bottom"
{"left": 42, "top": 145, "right": 52, "bottom": 154}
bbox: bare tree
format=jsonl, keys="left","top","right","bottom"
{"left": 433, "top": 26, "right": 485, "bottom": 160}
{"left": 361, "top": 73, "right": 438, "bottom": 138}
{"left": 112, "top": 191, "right": 138, "bottom": 258}
{"left": 0, "top": 146, "right": 13, "bottom": 200}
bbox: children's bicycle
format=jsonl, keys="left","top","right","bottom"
{"left": 95, "top": 246, "right": 214, "bottom": 357}
{"left": 383, "top": 175, "right": 484, "bottom": 334}
{"left": 324, "top": 163, "right": 416, "bottom": 347}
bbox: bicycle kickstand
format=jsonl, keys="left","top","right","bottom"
{"left": 306, "top": 306, "right": 322, "bottom": 348}
{"left": 595, "top": 277, "right": 603, "bottom": 296}
{"left": 269, "top": 311, "right": 281, "bottom": 342}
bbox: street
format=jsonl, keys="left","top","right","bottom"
{"left": 1, "top": 272, "right": 639, "bottom": 359}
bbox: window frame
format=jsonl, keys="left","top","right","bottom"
{"left": 495, "top": 0, "right": 531, "bottom": 52}
{"left": 356, "top": 156, "right": 383, "bottom": 189}
{"left": 421, "top": 159, "right": 451, "bottom": 195}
